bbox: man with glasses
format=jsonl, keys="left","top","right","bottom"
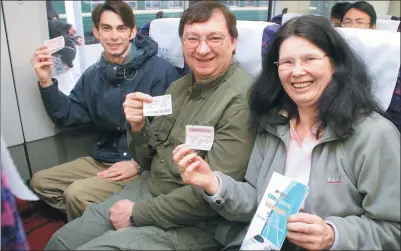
{"left": 341, "top": 1, "right": 377, "bottom": 29}
{"left": 45, "top": 1, "right": 255, "bottom": 250}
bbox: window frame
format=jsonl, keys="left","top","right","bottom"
{"left": 168, "top": 1, "right": 184, "bottom": 9}
{"left": 144, "top": 0, "right": 162, "bottom": 10}
{"left": 90, "top": 0, "right": 137, "bottom": 10}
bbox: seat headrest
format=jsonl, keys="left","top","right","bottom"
{"left": 282, "top": 13, "right": 303, "bottom": 25}
{"left": 376, "top": 19, "right": 400, "bottom": 31}
{"left": 235, "top": 21, "right": 275, "bottom": 77}
{"left": 337, "top": 28, "right": 400, "bottom": 109}
{"left": 149, "top": 18, "right": 184, "bottom": 68}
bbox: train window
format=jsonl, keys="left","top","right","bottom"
{"left": 243, "top": 1, "right": 256, "bottom": 7}
{"left": 225, "top": 1, "right": 241, "bottom": 7}
{"left": 168, "top": 1, "right": 183, "bottom": 9}
{"left": 91, "top": 0, "right": 137, "bottom": 10}
{"left": 218, "top": 0, "right": 269, "bottom": 22}
{"left": 145, "top": 1, "right": 162, "bottom": 10}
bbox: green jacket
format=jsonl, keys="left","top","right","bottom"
{"left": 197, "top": 111, "right": 400, "bottom": 250}
{"left": 128, "top": 62, "right": 256, "bottom": 229}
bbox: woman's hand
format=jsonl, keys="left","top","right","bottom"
{"left": 172, "top": 144, "right": 220, "bottom": 195}
{"left": 287, "top": 213, "right": 335, "bottom": 250}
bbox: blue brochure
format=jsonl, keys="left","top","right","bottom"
{"left": 240, "top": 172, "right": 309, "bottom": 250}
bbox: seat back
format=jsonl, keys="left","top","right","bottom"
{"left": 376, "top": 19, "right": 400, "bottom": 31}
{"left": 282, "top": 13, "right": 303, "bottom": 25}
{"left": 337, "top": 28, "right": 400, "bottom": 110}
{"left": 235, "top": 21, "right": 275, "bottom": 77}
{"left": 149, "top": 18, "right": 184, "bottom": 69}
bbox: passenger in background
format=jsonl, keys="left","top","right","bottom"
{"left": 30, "top": 0, "right": 179, "bottom": 222}
{"left": 270, "top": 8, "right": 288, "bottom": 25}
{"left": 342, "top": 1, "right": 400, "bottom": 132}
{"left": 330, "top": 2, "right": 351, "bottom": 27}
{"left": 138, "top": 11, "right": 164, "bottom": 36}
{"left": 175, "top": 15, "right": 401, "bottom": 250}
{"left": 45, "top": 2, "right": 255, "bottom": 250}
{"left": 341, "top": 1, "right": 376, "bottom": 29}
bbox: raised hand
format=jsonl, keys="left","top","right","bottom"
{"left": 172, "top": 144, "right": 220, "bottom": 195}
{"left": 31, "top": 45, "right": 53, "bottom": 88}
{"left": 123, "top": 92, "right": 153, "bottom": 132}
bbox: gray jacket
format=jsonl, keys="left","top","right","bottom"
{"left": 197, "top": 112, "right": 400, "bottom": 250}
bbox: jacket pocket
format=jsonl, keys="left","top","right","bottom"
{"left": 151, "top": 116, "right": 175, "bottom": 145}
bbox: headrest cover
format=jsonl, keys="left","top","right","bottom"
{"left": 282, "top": 13, "right": 303, "bottom": 25}
{"left": 149, "top": 18, "right": 184, "bottom": 68}
{"left": 337, "top": 28, "right": 400, "bottom": 109}
{"left": 376, "top": 19, "right": 400, "bottom": 31}
{"left": 235, "top": 21, "right": 275, "bottom": 77}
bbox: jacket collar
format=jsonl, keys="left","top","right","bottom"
{"left": 98, "top": 34, "right": 158, "bottom": 69}
{"left": 260, "top": 114, "right": 340, "bottom": 148}
{"left": 187, "top": 59, "right": 238, "bottom": 100}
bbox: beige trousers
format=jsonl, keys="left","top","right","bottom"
{"left": 30, "top": 157, "right": 134, "bottom": 222}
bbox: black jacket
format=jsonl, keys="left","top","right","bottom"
{"left": 39, "top": 35, "right": 180, "bottom": 163}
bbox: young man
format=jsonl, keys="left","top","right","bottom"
{"left": 45, "top": 2, "right": 256, "bottom": 250}
{"left": 30, "top": 0, "right": 179, "bottom": 222}
{"left": 330, "top": 2, "right": 351, "bottom": 27}
{"left": 341, "top": 1, "right": 377, "bottom": 29}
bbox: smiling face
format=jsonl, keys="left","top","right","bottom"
{"left": 181, "top": 10, "right": 237, "bottom": 81}
{"left": 93, "top": 10, "right": 136, "bottom": 60}
{"left": 278, "top": 36, "right": 334, "bottom": 109}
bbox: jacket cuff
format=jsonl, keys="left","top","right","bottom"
{"left": 194, "top": 171, "right": 226, "bottom": 207}
{"left": 128, "top": 119, "right": 151, "bottom": 145}
{"left": 131, "top": 200, "right": 149, "bottom": 227}
{"left": 38, "top": 78, "right": 57, "bottom": 91}
{"left": 325, "top": 220, "right": 339, "bottom": 250}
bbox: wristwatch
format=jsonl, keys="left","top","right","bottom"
{"left": 133, "top": 160, "right": 143, "bottom": 174}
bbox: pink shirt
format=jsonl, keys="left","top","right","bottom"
{"left": 284, "top": 122, "right": 320, "bottom": 210}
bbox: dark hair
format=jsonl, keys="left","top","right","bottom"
{"left": 341, "top": 1, "right": 377, "bottom": 26}
{"left": 156, "top": 11, "right": 163, "bottom": 19}
{"left": 92, "top": 0, "right": 135, "bottom": 29}
{"left": 282, "top": 8, "right": 288, "bottom": 15}
{"left": 250, "top": 15, "right": 384, "bottom": 138}
{"left": 330, "top": 2, "right": 351, "bottom": 20}
{"left": 178, "top": 1, "right": 238, "bottom": 39}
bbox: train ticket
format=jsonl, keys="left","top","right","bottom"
{"left": 44, "top": 35, "right": 65, "bottom": 54}
{"left": 185, "top": 125, "right": 214, "bottom": 151}
{"left": 143, "top": 94, "right": 172, "bottom": 116}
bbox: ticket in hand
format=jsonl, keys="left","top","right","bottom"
{"left": 44, "top": 36, "right": 65, "bottom": 54}
{"left": 185, "top": 125, "right": 215, "bottom": 151}
{"left": 143, "top": 94, "right": 172, "bottom": 116}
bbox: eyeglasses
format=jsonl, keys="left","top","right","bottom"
{"left": 274, "top": 55, "right": 327, "bottom": 71}
{"left": 342, "top": 20, "right": 370, "bottom": 28}
{"left": 182, "top": 34, "right": 227, "bottom": 49}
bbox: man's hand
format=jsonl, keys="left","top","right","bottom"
{"left": 123, "top": 92, "right": 153, "bottom": 132}
{"left": 287, "top": 213, "right": 335, "bottom": 250}
{"left": 172, "top": 144, "right": 220, "bottom": 195}
{"left": 31, "top": 45, "right": 53, "bottom": 88}
{"left": 98, "top": 160, "right": 139, "bottom": 182}
{"left": 109, "top": 199, "right": 134, "bottom": 230}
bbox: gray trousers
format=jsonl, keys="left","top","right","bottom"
{"left": 45, "top": 177, "right": 222, "bottom": 250}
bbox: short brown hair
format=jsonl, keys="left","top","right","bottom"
{"left": 178, "top": 1, "right": 238, "bottom": 39}
{"left": 92, "top": 0, "right": 135, "bottom": 29}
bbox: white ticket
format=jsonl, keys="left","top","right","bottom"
{"left": 185, "top": 125, "right": 215, "bottom": 151}
{"left": 44, "top": 35, "right": 65, "bottom": 54}
{"left": 143, "top": 94, "right": 172, "bottom": 116}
